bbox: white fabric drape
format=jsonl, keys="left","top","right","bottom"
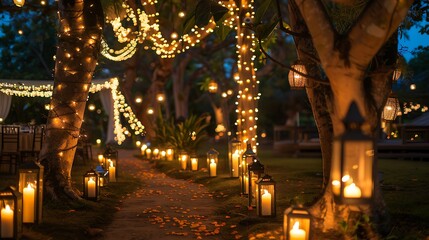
{"left": 0, "top": 92, "right": 12, "bottom": 121}
{"left": 99, "top": 89, "right": 115, "bottom": 143}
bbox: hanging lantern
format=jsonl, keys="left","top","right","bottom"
{"left": 382, "top": 95, "right": 400, "bottom": 121}
{"left": 13, "top": 0, "right": 25, "bottom": 7}
{"left": 190, "top": 154, "right": 198, "bottom": 171}
{"left": 283, "top": 207, "right": 312, "bottom": 240}
{"left": 392, "top": 68, "right": 401, "bottom": 81}
{"left": 240, "top": 143, "right": 255, "bottom": 195}
{"left": 0, "top": 186, "right": 22, "bottom": 239}
{"left": 288, "top": 63, "right": 307, "bottom": 89}
{"left": 256, "top": 174, "right": 276, "bottom": 217}
{"left": 179, "top": 152, "right": 188, "bottom": 170}
{"left": 228, "top": 138, "right": 241, "bottom": 178}
{"left": 247, "top": 157, "right": 264, "bottom": 207}
{"left": 18, "top": 161, "right": 44, "bottom": 224}
{"left": 95, "top": 165, "right": 109, "bottom": 187}
{"left": 331, "top": 101, "right": 374, "bottom": 205}
{"left": 166, "top": 148, "right": 174, "bottom": 161}
{"left": 208, "top": 80, "right": 218, "bottom": 93}
{"left": 82, "top": 169, "right": 100, "bottom": 201}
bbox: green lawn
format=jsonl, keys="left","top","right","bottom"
{"left": 155, "top": 142, "right": 429, "bottom": 239}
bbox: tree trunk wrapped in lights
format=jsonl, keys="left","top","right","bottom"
{"left": 39, "top": 0, "right": 104, "bottom": 201}
{"left": 236, "top": 0, "right": 258, "bottom": 151}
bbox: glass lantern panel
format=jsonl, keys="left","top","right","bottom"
{"left": 249, "top": 172, "right": 260, "bottom": 206}
{"left": 230, "top": 150, "right": 240, "bottom": 177}
{"left": 259, "top": 185, "right": 274, "bottom": 216}
{"left": 343, "top": 140, "right": 374, "bottom": 198}
{"left": 288, "top": 215, "right": 310, "bottom": 240}
{"left": 84, "top": 176, "right": 98, "bottom": 198}
{"left": 1, "top": 200, "right": 15, "bottom": 238}
{"left": 190, "top": 157, "right": 198, "bottom": 171}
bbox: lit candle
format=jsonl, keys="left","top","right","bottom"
{"left": 153, "top": 148, "right": 159, "bottom": 159}
{"left": 210, "top": 159, "right": 217, "bottom": 177}
{"left": 161, "top": 150, "right": 166, "bottom": 160}
{"left": 232, "top": 151, "right": 239, "bottom": 177}
{"left": 332, "top": 180, "right": 340, "bottom": 195}
{"left": 290, "top": 221, "right": 306, "bottom": 240}
{"left": 261, "top": 189, "right": 271, "bottom": 216}
{"left": 97, "top": 154, "right": 104, "bottom": 164}
{"left": 88, "top": 177, "right": 96, "bottom": 198}
{"left": 109, "top": 161, "right": 116, "bottom": 182}
{"left": 344, "top": 183, "right": 361, "bottom": 198}
{"left": 23, "top": 183, "right": 35, "bottom": 223}
{"left": 191, "top": 158, "right": 198, "bottom": 171}
{"left": 1, "top": 205, "right": 14, "bottom": 238}
{"left": 141, "top": 144, "right": 147, "bottom": 156}
{"left": 146, "top": 148, "right": 152, "bottom": 159}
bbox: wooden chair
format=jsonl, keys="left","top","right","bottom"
{"left": 0, "top": 125, "right": 21, "bottom": 174}
{"left": 21, "top": 125, "right": 45, "bottom": 162}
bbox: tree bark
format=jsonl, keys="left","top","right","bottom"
{"left": 39, "top": 0, "right": 104, "bottom": 202}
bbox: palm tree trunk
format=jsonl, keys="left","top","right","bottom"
{"left": 39, "top": 0, "right": 104, "bottom": 201}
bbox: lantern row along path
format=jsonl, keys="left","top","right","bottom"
{"left": 103, "top": 149, "right": 240, "bottom": 240}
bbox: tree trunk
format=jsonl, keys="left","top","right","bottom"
{"left": 173, "top": 55, "right": 192, "bottom": 120}
{"left": 39, "top": 0, "right": 104, "bottom": 202}
{"left": 289, "top": 0, "right": 413, "bottom": 237}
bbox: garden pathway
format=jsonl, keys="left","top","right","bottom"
{"left": 103, "top": 150, "right": 236, "bottom": 240}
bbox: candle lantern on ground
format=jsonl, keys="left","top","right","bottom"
{"left": 283, "top": 207, "right": 312, "bottom": 240}
{"left": 240, "top": 143, "right": 255, "bottom": 195}
{"left": 179, "top": 152, "right": 188, "bottom": 170}
{"left": 160, "top": 150, "right": 166, "bottom": 160}
{"left": 206, "top": 148, "right": 219, "bottom": 168}
{"left": 95, "top": 165, "right": 108, "bottom": 187}
{"left": 247, "top": 157, "right": 264, "bottom": 207}
{"left": 166, "top": 148, "right": 174, "bottom": 161}
{"left": 0, "top": 186, "right": 22, "bottom": 239}
{"left": 256, "top": 174, "right": 276, "bottom": 217}
{"left": 18, "top": 161, "right": 44, "bottom": 224}
{"left": 145, "top": 148, "right": 152, "bottom": 160}
{"left": 152, "top": 148, "right": 160, "bottom": 160}
{"left": 83, "top": 169, "right": 100, "bottom": 201}
{"left": 190, "top": 154, "right": 198, "bottom": 171}
{"left": 331, "top": 101, "right": 374, "bottom": 205}
{"left": 229, "top": 138, "right": 241, "bottom": 178}
{"left": 103, "top": 145, "right": 118, "bottom": 181}
{"left": 140, "top": 144, "right": 148, "bottom": 157}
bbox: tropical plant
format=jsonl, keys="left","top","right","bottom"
{"left": 153, "top": 113, "right": 209, "bottom": 154}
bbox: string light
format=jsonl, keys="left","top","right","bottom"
{"left": 0, "top": 78, "right": 145, "bottom": 145}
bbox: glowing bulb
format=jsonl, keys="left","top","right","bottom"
{"left": 88, "top": 104, "right": 96, "bottom": 111}
{"left": 171, "top": 32, "right": 178, "bottom": 39}
{"left": 178, "top": 11, "right": 185, "bottom": 18}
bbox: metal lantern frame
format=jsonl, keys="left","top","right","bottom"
{"left": 256, "top": 174, "right": 276, "bottom": 217}
{"left": 18, "top": 161, "right": 44, "bottom": 224}
{"left": 283, "top": 207, "right": 312, "bottom": 240}
{"left": 240, "top": 143, "right": 255, "bottom": 195}
{"left": 331, "top": 102, "right": 375, "bottom": 205}
{"left": 0, "top": 186, "right": 22, "bottom": 239}
{"left": 288, "top": 62, "right": 307, "bottom": 89}
{"left": 228, "top": 138, "right": 241, "bottom": 178}
{"left": 83, "top": 169, "right": 100, "bottom": 201}
{"left": 247, "top": 157, "right": 265, "bottom": 207}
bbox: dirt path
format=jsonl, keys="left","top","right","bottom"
{"left": 103, "top": 150, "right": 232, "bottom": 240}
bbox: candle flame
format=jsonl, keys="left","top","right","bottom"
{"left": 341, "top": 175, "right": 350, "bottom": 182}
{"left": 293, "top": 221, "right": 300, "bottom": 230}
{"left": 332, "top": 180, "right": 340, "bottom": 186}
{"left": 210, "top": 159, "right": 215, "bottom": 164}
{"left": 27, "top": 183, "right": 33, "bottom": 189}
{"left": 5, "top": 204, "right": 11, "bottom": 211}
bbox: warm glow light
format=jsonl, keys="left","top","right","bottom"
{"left": 14, "top": 0, "right": 25, "bottom": 7}
{"left": 147, "top": 107, "right": 154, "bottom": 115}
{"left": 135, "top": 96, "right": 143, "bottom": 103}
{"left": 88, "top": 104, "right": 96, "bottom": 111}
{"left": 410, "top": 84, "right": 416, "bottom": 90}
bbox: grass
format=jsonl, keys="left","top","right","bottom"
{"left": 0, "top": 151, "right": 143, "bottom": 240}
{"left": 153, "top": 141, "right": 429, "bottom": 240}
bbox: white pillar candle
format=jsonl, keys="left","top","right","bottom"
{"left": 161, "top": 150, "right": 166, "bottom": 160}
{"left": 232, "top": 151, "right": 239, "bottom": 177}
{"left": 153, "top": 149, "right": 159, "bottom": 159}
{"left": 331, "top": 180, "right": 340, "bottom": 195}
{"left": 344, "top": 183, "right": 361, "bottom": 198}
{"left": 166, "top": 149, "right": 173, "bottom": 161}
{"left": 209, "top": 159, "right": 217, "bottom": 177}
{"left": 109, "top": 161, "right": 116, "bottom": 182}
{"left": 23, "top": 183, "right": 35, "bottom": 223}
{"left": 87, "top": 178, "right": 96, "bottom": 198}
{"left": 1, "top": 205, "right": 14, "bottom": 238}
{"left": 146, "top": 149, "right": 152, "bottom": 159}
{"left": 290, "top": 221, "right": 306, "bottom": 240}
{"left": 191, "top": 158, "right": 198, "bottom": 171}
{"left": 180, "top": 156, "right": 187, "bottom": 170}
{"left": 97, "top": 154, "right": 104, "bottom": 164}
{"left": 261, "top": 189, "right": 272, "bottom": 216}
